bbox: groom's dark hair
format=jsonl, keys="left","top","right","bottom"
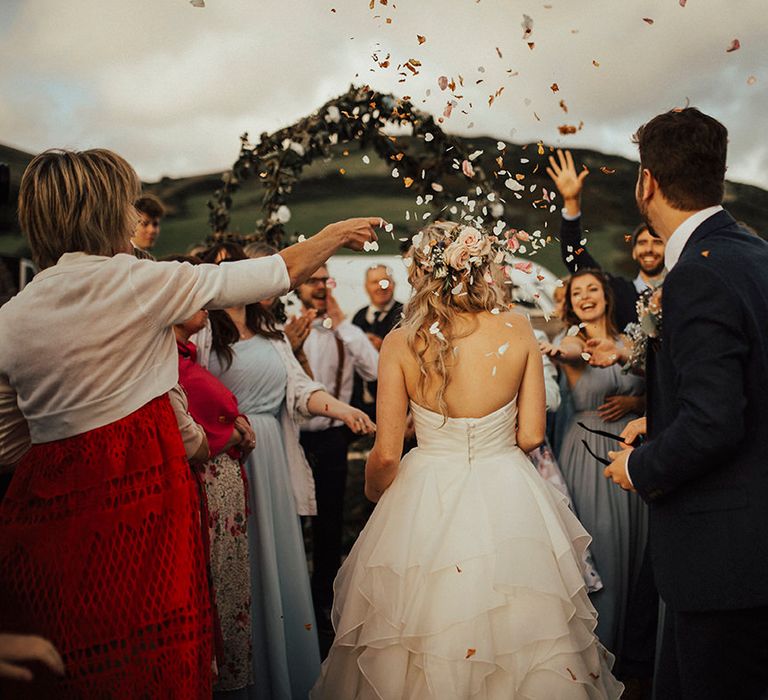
{"left": 633, "top": 107, "right": 727, "bottom": 211}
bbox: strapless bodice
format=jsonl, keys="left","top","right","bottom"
{"left": 410, "top": 399, "right": 518, "bottom": 461}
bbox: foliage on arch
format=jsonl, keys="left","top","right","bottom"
{"left": 207, "top": 84, "right": 507, "bottom": 248}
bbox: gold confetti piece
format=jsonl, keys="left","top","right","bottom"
{"left": 496, "top": 47, "right": 503, "bottom": 58}
{"left": 304, "top": 623, "right": 313, "bottom": 630}
{"left": 726, "top": 38, "right": 741, "bottom": 52}
{"left": 550, "top": 82, "right": 559, "bottom": 93}
{"left": 567, "top": 667, "right": 578, "bottom": 681}
{"left": 600, "top": 167, "right": 616, "bottom": 174}
{"left": 456, "top": 564, "right": 462, "bottom": 573}
{"left": 747, "top": 75, "right": 757, "bottom": 85}
{"left": 403, "top": 176, "right": 414, "bottom": 188}
{"left": 642, "top": 17, "right": 654, "bottom": 25}
{"left": 465, "top": 648, "right": 477, "bottom": 659}
{"left": 339, "top": 168, "right": 346, "bottom": 175}
{"left": 592, "top": 59, "right": 600, "bottom": 67}
{"left": 559, "top": 99, "right": 568, "bottom": 113}
{"left": 558, "top": 124, "right": 578, "bottom": 135}
{"left": 417, "top": 34, "right": 426, "bottom": 44}
{"left": 527, "top": 42, "right": 535, "bottom": 50}
{"left": 701, "top": 250, "right": 710, "bottom": 258}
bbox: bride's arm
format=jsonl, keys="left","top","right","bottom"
{"left": 517, "top": 325, "right": 547, "bottom": 453}
{"left": 365, "top": 331, "right": 408, "bottom": 503}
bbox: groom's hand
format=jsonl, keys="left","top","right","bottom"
{"left": 604, "top": 448, "right": 636, "bottom": 492}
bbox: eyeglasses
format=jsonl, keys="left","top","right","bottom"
{"left": 578, "top": 421, "right": 642, "bottom": 466}
{"left": 305, "top": 276, "right": 330, "bottom": 287}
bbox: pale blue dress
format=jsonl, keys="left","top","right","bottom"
{"left": 210, "top": 335, "right": 320, "bottom": 700}
{"left": 558, "top": 361, "right": 647, "bottom": 662}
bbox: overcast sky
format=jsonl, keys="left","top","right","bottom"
{"left": 1, "top": 0, "right": 765, "bottom": 188}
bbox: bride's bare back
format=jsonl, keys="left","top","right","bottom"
{"left": 365, "top": 309, "right": 546, "bottom": 502}
{"left": 400, "top": 310, "right": 540, "bottom": 419}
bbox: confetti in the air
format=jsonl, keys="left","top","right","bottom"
{"left": 466, "top": 648, "right": 477, "bottom": 659}
{"left": 190, "top": 0, "right": 205, "bottom": 6}
{"left": 726, "top": 39, "right": 741, "bottom": 53}
{"left": 642, "top": 17, "right": 654, "bottom": 25}
{"left": 322, "top": 318, "right": 333, "bottom": 329}
{"left": 600, "top": 167, "right": 616, "bottom": 174}
{"left": 521, "top": 14, "right": 534, "bottom": 39}
{"left": 417, "top": 34, "right": 426, "bottom": 45}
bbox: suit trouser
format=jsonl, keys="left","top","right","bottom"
{"left": 619, "top": 542, "right": 659, "bottom": 679}
{"left": 654, "top": 602, "right": 768, "bottom": 700}
{"left": 300, "top": 426, "right": 349, "bottom": 613}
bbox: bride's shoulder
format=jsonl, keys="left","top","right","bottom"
{"left": 491, "top": 309, "right": 535, "bottom": 335}
{"left": 380, "top": 327, "right": 408, "bottom": 354}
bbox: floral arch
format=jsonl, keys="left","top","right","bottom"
{"left": 207, "top": 84, "right": 510, "bottom": 247}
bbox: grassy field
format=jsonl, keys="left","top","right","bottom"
{"left": 3, "top": 139, "right": 767, "bottom": 281}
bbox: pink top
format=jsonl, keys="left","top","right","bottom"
{"left": 176, "top": 341, "right": 241, "bottom": 457}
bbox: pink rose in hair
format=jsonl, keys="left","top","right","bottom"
{"left": 506, "top": 235, "right": 520, "bottom": 253}
{"left": 443, "top": 241, "right": 472, "bottom": 271}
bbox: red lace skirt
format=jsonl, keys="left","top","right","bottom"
{"left": 0, "top": 395, "right": 213, "bottom": 698}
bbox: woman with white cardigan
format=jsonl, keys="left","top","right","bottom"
{"left": 0, "top": 147, "right": 381, "bottom": 698}
{"left": 200, "top": 243, "right": 375, "bottom": 700}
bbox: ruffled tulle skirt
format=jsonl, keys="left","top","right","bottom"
{"left": 311, "top": 445, "right": 623, "bottom": 699}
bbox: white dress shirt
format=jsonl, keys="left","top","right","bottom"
{"left": 302, "top": 319, "right": 379, "bottom": 432}
{"left": 663, "top": 206, "right": 724, "bottom": 271}
{"left": 0, "top": 252, "right": 290, "bottom": 463}
{"left": 626, "top": 205, "right": 723, "bottom": 485}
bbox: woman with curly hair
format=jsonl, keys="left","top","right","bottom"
{"left": 312, "top": 223, "right": 623, "bottom": 699}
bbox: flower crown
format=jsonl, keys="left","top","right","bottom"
{"left": 407, "top": 223, "right": 532, "bottom": 291}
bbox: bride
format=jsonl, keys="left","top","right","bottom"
{"left": 311, "top": 222, "right": 623, "bottom": 699}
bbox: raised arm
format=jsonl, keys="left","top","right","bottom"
{"left": 546, "top": 149, "right": 601, "bottom": 273}
{"left": 517, "top": 324, "right": 547, "bottom": 452}
{"left": 279, "top": 217, "right": 382, "bottom": 287}
{"left": 364, "top": 331, "right": 408, "bottom": 502}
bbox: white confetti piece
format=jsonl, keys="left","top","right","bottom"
{"left": 566, "top": 325, "right": 580, "bottom": 337}
{"left": 379, "top": 280, "right": 390, "bottom": 289}
{"left": 497, "top": 141, "right": 506, "bottom": 150}
{"left": 424, "top": 133, "right": 434, "bottom": 142}
{"left": 363, "top": 240, "right": 379, "bottom": 252}
{"left": 504, "top": 178, "right": 524, "bottom": 192}
{"left": 362, "top": 155, "right": 370, "bottom": 164}
{"left": 392, "top": 168, "right": 399, "bottom": 178}
{"left": 498, "top": 342, "right": 510, "bottom": 355}
{"left": 322, "top": 317, "right": 333, "bottom": 329}
{"left": 581, "top": 352, "right": 592, "bottom": 361}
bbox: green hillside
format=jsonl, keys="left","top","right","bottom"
{"left": 2, "top": 139, "right": 767, "bottom": 278}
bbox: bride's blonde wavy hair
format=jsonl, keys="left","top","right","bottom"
{"left": 402, "top": 221, "right": 506, "bottom": 418}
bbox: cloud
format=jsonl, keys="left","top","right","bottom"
{"left": 1, "top": 0, "right": 764, "bottom": 188}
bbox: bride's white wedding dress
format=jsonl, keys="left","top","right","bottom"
{"left": 311, "top": 398, "right": 623, "bottom": 699}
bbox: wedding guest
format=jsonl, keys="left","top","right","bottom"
{"left": 351, "top": 264, "right": 403, "bottom": 421}
{"left": 205, "top": 244, "right": 375, "bottom": 699}
{"left": 547, "top": 149, "right": 665, "bottom": 330}
{"left": 604, "top": 107, "right": 768, "bottom": 700}
{"left": 296, "top": 264, "right": 379, "bottom": 635}
{"left": 0, "top": 147, "right": 381, "bottom": 697}
{"left": 541, "top": 269, "right": 647, "bottom": 669}
{"left": 131, "top": 193, "right": 164, "bottom": 254}
{"left": 244, "top": 241, "right": 316, "bottom": 378}
{"left": 173, "top": 300, "right": 258, "bottom": 698}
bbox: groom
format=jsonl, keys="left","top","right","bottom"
{"left": 604, "top": 108, "right": 768, "bottom": 699}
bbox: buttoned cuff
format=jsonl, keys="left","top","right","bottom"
{"left": 561, "top": 208, "right": 582, "bottom": 221}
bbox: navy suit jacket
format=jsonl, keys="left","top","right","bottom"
{"left": 629, "top": 210, "right": 768, "bottom": 611}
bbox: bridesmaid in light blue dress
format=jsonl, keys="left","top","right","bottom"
{"left": 546, "top": 269, "right": 648, "bottom": 668}
{"left": 202, "top": 243, "right": 377, "bottom": 698}
{"left": 210, "top": 333, "right": 320, "bottom": 700}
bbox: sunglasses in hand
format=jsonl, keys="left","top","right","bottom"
{"left": 578, "top": 422, "right": 643, "bottom": 467}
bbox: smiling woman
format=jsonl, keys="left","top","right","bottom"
{"left": 543, "top": 268, "right": 649, "bottom": 668}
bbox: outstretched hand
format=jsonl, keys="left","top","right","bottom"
{"left": 323, "top": 217, "right": 383, "bottom": 252}
{"left": 585, "top": 337, "right": 622, "bottom": 367}
{"left": 546, "top": 149, "right": 589, "bottom": 206}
